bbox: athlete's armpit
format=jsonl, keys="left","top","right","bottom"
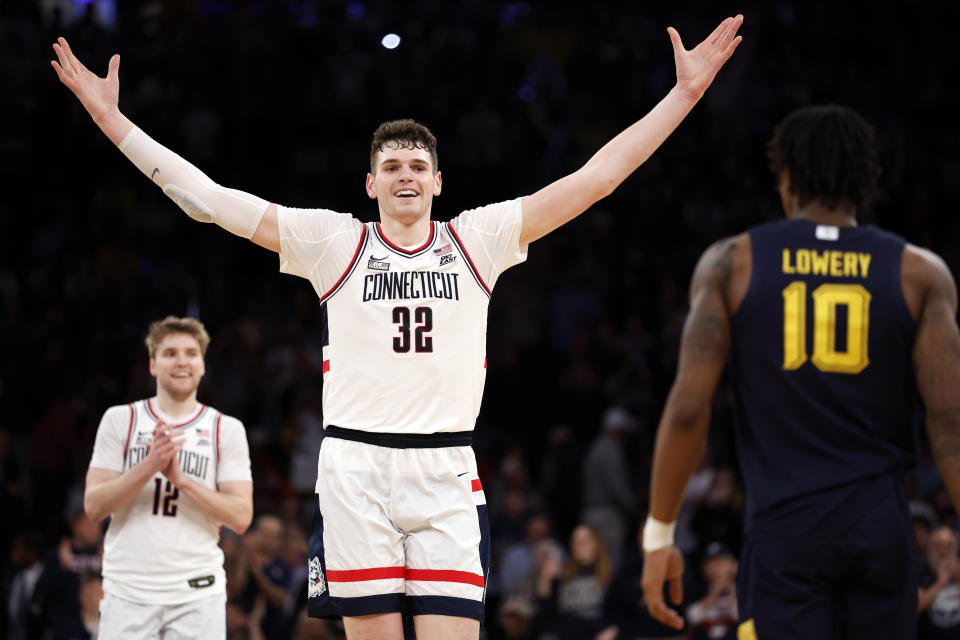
{"left": 913, "top": 249, "right": 960, "bottom": 509}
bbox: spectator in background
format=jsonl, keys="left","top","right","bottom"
{"left": 538, "top": 424, "right": 582, "bottom": 537}
{"left": 32, "top": 509, "right": 103, "bottom": 637}
{"left": 582, "top": 406, "right": 637, "bottom": 570}
{"left": 496, "top": 594, "right": 536, "bottom": 640}
{"left": 686, "top": 542, "right": 738, "bottom": 640}
{"left": 912, "top": 501, "right": 939, "bottom": 574}
{"left": 495, "top": 513, "right": 556, "bottom": 598}
{"left": 536, "top": 523, "right": 613, "bottom": 640}
{"left": 242, "top": 514, "right": 296, "bottom": 640}
{"left": 689, "top": 468, "right": 742, "bottom": 556}
{"left": 918, "top": 525, "right": 960, "bottom": 639}
{"left": 6, "top": 532, "right": 44, "bottom": 640}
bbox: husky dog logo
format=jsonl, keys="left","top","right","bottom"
{"left": 308, "top": 556, "right": 326, "bottom": 597}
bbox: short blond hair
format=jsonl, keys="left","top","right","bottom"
{"left": 145, "top": 316, "right": 211, "bottom": 358}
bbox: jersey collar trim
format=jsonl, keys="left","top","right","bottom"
{"left": 374, "top": 221, "right": 437, "bottom": 257}
{"left": 145, "top": 398, "right": 208, "bottom": 430}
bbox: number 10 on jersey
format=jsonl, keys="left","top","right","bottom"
{"left": 782, "top": 282, "right": 871, "bottom": 374}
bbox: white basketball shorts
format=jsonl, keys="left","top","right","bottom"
{"left": 98, "top": 591, "right": 226, "bottom": 639}
{"left": 307, "top": 428, "right": 490, "bottom": 621}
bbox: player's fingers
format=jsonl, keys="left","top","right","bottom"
{"left": 107, "top": 54, "right": 120, "bottom": 81}
{"left": 720, "top": 35, "right": 743, "bottom": 63}
{"left": 52, "top": 43, "right": 73, "bottom": 78}
{"left": 707, "top": 16, "right": 733, "bottom": 44}
{"left": 718, "top": 15, "right": 744, "bottom": 47}
{"left": 50, "top": 60, "right": 70, "bottom": 85}
{"left": 648, "top": 598, "right": 685, "bottom": 630}
{"left": 667, "top": 27, "right": 685, "bottom": 55}
{"left": 669, "top": 575, "right": 684, "bottom": 605}
{"left": 57, "top": 37, "right": 79, "bottom": 75}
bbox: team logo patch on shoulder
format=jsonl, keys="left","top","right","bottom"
{"left": 308, "top": 556, "right": 326, "bottom": 597}
{"left": 368, "top": 255, "right": 390, "bottom": 271}
{"left": 440, "top": 254, "right": 457, "bottom": 266}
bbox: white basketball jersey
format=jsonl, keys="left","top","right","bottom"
{"left": 278, "top": 199, "right": 527, "bottom": 434}
{"left": 89, "top": 398, "right": 252, "bottom": 605}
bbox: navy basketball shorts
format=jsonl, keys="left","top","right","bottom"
{"left": 307, "top": 428, "right": 490, "bottom": 621}
{"left": 736, "top": 493, "right": 917, "bottom": 640}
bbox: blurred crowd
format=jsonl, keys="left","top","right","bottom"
{"left": 2, "top": 0, "right": 959, "bottom": 638}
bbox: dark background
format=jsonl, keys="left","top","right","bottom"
{"left": 1, "top": 0, "right": 958, "bottom": 638}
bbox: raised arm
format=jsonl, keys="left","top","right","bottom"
{"left": 640, "top": 235, "right": 746, "bottom": 630}
{"left": 51, "top": 37, "right": 280, "bottom": 252}
{"left": 518, "top": 15, "right": 742, "bottom": 245}
{"left": 910, "top": 246, "right": 960, "bottom": 510}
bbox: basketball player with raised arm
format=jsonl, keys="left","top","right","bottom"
{"left": 53, "top": 15, "right": 742, "bottom": 640}
{"left": 84, "top": 316, "right": 253, "bottom": 639}
{"left": 641, "top": 106, "right": 960, "bottom": 639}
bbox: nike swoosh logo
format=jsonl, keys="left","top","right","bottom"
{"left": 457, "top": 472, "right": 468, "bottom": 477}
{"left": 151, "top": 167, "right": 160, "bottom": 181}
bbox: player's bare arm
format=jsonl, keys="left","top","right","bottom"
{"left": 84, "top": 426, "right": 184, "bottom": 521}
{"left": 908, "top": 245, "right": 960, "bottom": 510}
{"left": 519, "top": 15, "right": 743, "bottom": 245}
{"left": 51, "top": 37, "right": 280, "bottom": 252}
{"left": 641, "top": 234, "right": 749, "bottom": 630}
{"left": 161, "top": 454, "right": 253, "bottom": 534}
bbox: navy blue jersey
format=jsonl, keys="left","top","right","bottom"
{"left": 730, "top": 219, "right": 917, "bottom": 544}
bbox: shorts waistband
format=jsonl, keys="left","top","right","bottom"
{"left": 325, "top": 426, "right": 473, "bottom": 448}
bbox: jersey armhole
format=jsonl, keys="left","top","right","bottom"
{"left": 121, "top": 403, "right": 136, "bottom": 460}
{"left": 318, "top": 226, "right": 369, "bottom": 304}
{"left": 447, "top": 222, "right": 491, "bottom": 297}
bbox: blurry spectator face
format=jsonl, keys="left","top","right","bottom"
{"left": 148, "top": 333, "right": 205, "bottom": 398}
{"left": 256, "top": 516, "right": 284, "bottom": 557}
{"left": 525, "top": 514, "right": 550, "bottom": 544}
{"left": 929, "top": 526, "right": 958, "bottom": 564}
{"left": 365, "top": 147, "right": 441, "bottom": 225}
{"left": 571, "top": 525, "right": 598, "bottom": 566}
{"left": 704, "top": 555, "right": 738, "bottom": 584}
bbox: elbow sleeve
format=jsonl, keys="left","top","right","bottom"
{"left": 118, "top": 126, "right": 269, "bottom": 239}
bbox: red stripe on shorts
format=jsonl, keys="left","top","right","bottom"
{"left": 471, "top": 479, "right": 482, "bottom": 492}
{"left": 326, "top": 567, "right": 406, "bottom": 582}
{"left": 407, "top": 569, "right": 485, "bottom": 588}
{"left": 322, "top": 359, "right": 330, "bottom": 373}
{"left": 325, "top": 567, "right": 484, "bottom": 587}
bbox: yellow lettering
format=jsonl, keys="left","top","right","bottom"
{"left": 782, "top": 249, "right": 795, "bottom": 274}
{"left": 796, "top": 249, "right": 810, "bottom": 274}
{"left": 830, "top": 251, "right": 843, "bottom": 276}
{"left": 811, "top": 250, "right": 830, "bottom": 276}
{"left": 858, "top": 253, "right": 871, "bottom": 278}
{"left": 843, "top": 252, "right": 858, "bottom": 277}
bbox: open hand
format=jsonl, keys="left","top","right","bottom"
{"left": 669, "top": 15, "right": 743, "bottom": 100}
{"left": 51, "top": 37, "right": 120, "bottom": 123}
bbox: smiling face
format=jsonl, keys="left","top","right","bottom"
{"left": 149, "top": 332, "right": 206, "bottom": 401}
{"left": 366, "top": 145, "right": 442, "bottom": 226}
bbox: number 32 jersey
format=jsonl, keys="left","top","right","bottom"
{"left": 89, "top": 399, "right": 252, "bottom": 604}
{"left": 278, "top": 199, "right": 528, "bottom": 434}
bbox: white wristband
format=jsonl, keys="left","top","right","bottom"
{"left": 118, "top": 126, "right": 268, "bottom": 239}
{"left": 642, "top": 516, "right": 676, "bottom": 552}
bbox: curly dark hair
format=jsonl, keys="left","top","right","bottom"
{"left": 767, "top": 105, "right": 880, "bottom": 211}
{"left": 369, "top": 119, "right": 438, "bottom": 174}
